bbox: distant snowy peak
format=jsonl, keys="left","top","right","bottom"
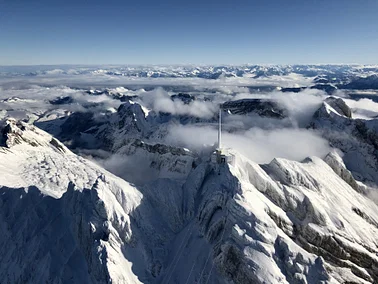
{"left": 0, "top": 97, "right": 37, "bottom": 103}
{"left": 342, "top": 74, "right": 378, "bottom": 90}
{"left": 2, "top": 65, "right": 377, "bottom": 86}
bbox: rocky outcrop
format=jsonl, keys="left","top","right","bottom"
{"left": 325, "top": 97, "right": 352, "bottom": 118}
{"left": 49, "top": 96, "right": 74, "bottom": 105}
{"left": 223, "top": 99, "right": 288, "bottom": 119}
{"left": 310, "top": 84, "right": 338, "bottom": 95}
{"left": 1, "top": 119, "right": 67, "bottom": 152}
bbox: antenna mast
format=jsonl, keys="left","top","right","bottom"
{"left": 218, "top": 106, "right": 222, "bottom": 149}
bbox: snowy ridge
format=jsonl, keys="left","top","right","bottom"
{"left": 221, "top": 153, "right": 378, "bottom": 283}
{"left": 159, "top": 148, "right": 378, "bottom": 283}
{"left": 0, "top": 119, "right": 145, "bottom": 283}
{"left": 310, "top": 97, "right": 378, "bottom": 185}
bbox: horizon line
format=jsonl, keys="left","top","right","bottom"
{"left": 1, "top": 63, "right": 377, "bottom": 67}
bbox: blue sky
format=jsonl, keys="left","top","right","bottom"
{"left": 1, "top": 0, "right": 377, "bottom": 65}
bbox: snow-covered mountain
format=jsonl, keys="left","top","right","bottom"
{"left": 1, "top": 65, "right": 377, "bottom": 83}
{"left": 1, "top": 117, "right": 378, "bottom": 283}
{"left": 2, "top": 65, "right": 378, "bottom": 283}
{"left": 310, "top": 97, "right": 378, "bottom": 186}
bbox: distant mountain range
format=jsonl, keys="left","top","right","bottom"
{"left": 0, "top": 64, "right": 377, "bottom": 85}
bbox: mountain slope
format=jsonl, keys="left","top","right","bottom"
{"left": 0, "top": 119, "right": 144, "bottom": 283}
{"left": 177, "top": 152, "right": 378, "bottom": 283}
{"left": 1, "top": 119, "right": 378, "bottom": 283}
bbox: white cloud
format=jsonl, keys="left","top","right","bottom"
{"left": 0, "top": 85, "right": 122, "bottom": 121}
{"left": 272, "top": 89, "right": 326, "bottom": 127}
{"left": 165, "top": 125, "right": 331, "bottom": 164}
{"left": 138, "top": 87, "right": 217, "bottom": 118}
{"left": 229, "top": 88, "right": 326, "bottom": 127}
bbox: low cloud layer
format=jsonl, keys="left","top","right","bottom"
{"left": 230, "top": 88, "right": 326, "bottom": 127}
{"left": 0, "top": 85, "right": 122, "bottom": 121}
{"left": 273, "top": 89, "right": 326, "bottom": 127}
{"left": 165, "top": 125, "right": 331, "bottom": 164}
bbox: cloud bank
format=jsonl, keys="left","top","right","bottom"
{"left": 165, "top": 125, "right": 331, "bottom": 164}
{"left": 137, "top": 87, "right": 217, "bottom": 119}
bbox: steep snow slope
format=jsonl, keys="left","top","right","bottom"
{"left": 171, "top": 151, "right": 378, "bottom": 283}
{"left": 0, "top": 119, "right": 146, "bottom": 283}
{"left": 0, "top": 119, "right": 216, "bottom": 283}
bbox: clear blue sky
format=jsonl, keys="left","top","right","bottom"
{"left": 1, "top": 0, "right": 377, "bottom": 65}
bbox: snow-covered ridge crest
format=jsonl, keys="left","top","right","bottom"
{"left": 0, "top": 178, "right": 144, "bottom": 283}
{"left": 310, "top": 96, "right": 378, "bottom": 186}
{"left": 0, "top": 118, "right": 140, "bottom": 199}
{"left": 1, "top": 118, "right": 67, "bottom": 153}
{"left": 211, "top": 150, "right": 378, "bottom": 283}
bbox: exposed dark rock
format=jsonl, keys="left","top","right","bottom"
{"left": 49, "top": 96, "right": 74, "bottom": 105}
{"left": 60, "top": 112, "right": 95, "bottom": 138}
{"left": 281, "top": 87, "right": 306, "bottom": 93}
{"left": 170, "top": 93, "right": 195, "bottom": 104}
{"left": 122, "top": 138, "right": 192, "bottom": 157}
{"left": 49, "top": 138, "right": 66, "bottom": 153}
{"left": 310, "top": 84, "right": 337, "bottom": 95}
{"left": 352, "top": 207, "right": 378, "bottom": 229}
{"left": 324, "top": 97, "right": 352, "bottom": 118}
{"left": 1, "top": 120, "right": 39, "bottom": 148}
{"left": 222, "top": 99, "right": 288, "bottom": 119}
